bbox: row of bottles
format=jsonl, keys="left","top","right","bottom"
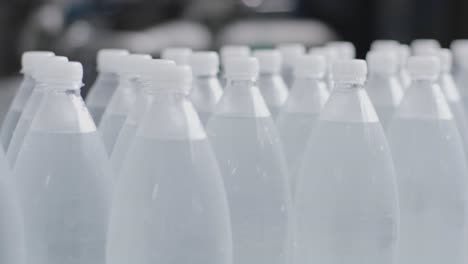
{"left": 0, "top": 38, "right": 467, "bottom": 264}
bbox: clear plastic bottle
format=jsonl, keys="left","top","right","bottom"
{"left": 278, "top": 43, "right": 306, "bottom": 88}
{"left": 110, "top": 59, "right": 175, "bottom": 174}
{"left": 189, "top": 51, "right": 223, "bottom": 125}
{"left": 387, "top": 56, "right": 468, "bottom": 264}
{"left": 107, "top": 66, "right": 232, "bottom": 264}
{"left": 86, "top": 49, "right": 129, "bottom": 125}
{"left": 254, "top": 49, "right": 289, "bottom": 118}
{"left": 365, "top": 50, "right": 404, "bottom": 128}
{"left": 99, "top": 53, "right": 151, "bottom": 154}
{"left": 411, "top": 39, "right": 441, "bottom": 55}
{"left": 206, "top": 57, "right": 292, "bottom": 264}
{"left": 161, "top": 47, "right": 192, "bottom": 65}
{"left": 295, "top": 60, "right": 399, "bottom": 264}
{"left": 437, "top": 49, "right": 468, "bottom": 156}
{"left": 276, "top": 54, "right": 329, "bottom": 193}
{"left": 1, "top": 51, "right": 54, "bottom": 149}
{"left": 14, "top": 60, "right": 112, "bottom": 264}
{"left": 7, "top": 56, "right": 69, "bottom": 167}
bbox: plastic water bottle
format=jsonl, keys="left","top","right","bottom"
{"left": 0, "top": 155, "right": 24, "bottom": 264}
{"left": 107, "top": 65, "right": 232, "bottom": 264}
{"left": 110, "top": 59, "right": 175, "bottom": 174}
{"left": 437, "top": 49, "right": 468, "bottom": 155}
{"left": 276, "top": 54, "right": 329, "bottom": 193}
{"left": 7, "top": 56, "right": 69, "bottom": 167}
{"left": 206, "top": 57, "right": 292, "bottom": 264}
{"left": 295, "top": 59, "right": 399, "bottom": 264}
{"left": 371, "top": 40, "right": 400, "bottom": 51}
{"left": 387, "top": 56, "right": 468, "bottom": 264}
{"left": 99, "top": 54, "right": 151, "bottom": 154}
{"left": 86, "top": 49, "right": 129, "bottom": 125}
{"left": 189, "top": 51, "right": 223, "bottom": 125}
{"left": 15, "top": 60, "right": 112, "bottom": 264}
{"left": 161, "top": 47, "right": 192, "bottom": 65}
{"left": 253, "top": 49, "right": 289, "bottom": 118}
{"left": 326, "top": 41, "right": 356, "bottom": 59}
{"left": 365, "top": 50, "right": 404, "bottom": 128}
{"left": 411, "top": 39, "right": 441, "bottom": 55}
{"left": 0, "top": 51, "right": 54, "bottom": 149}
{"left": 278, "top": 43, "right": 305, "bottom": 87}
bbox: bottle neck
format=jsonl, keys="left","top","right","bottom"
{"left": 320, "top": 81, "right": 379, "bottom": 123}
{"left": 397, "top": 78, "right": 452, "bottom": 120}
{"left": 137, "top": 89, "right": 206, "bottom": 140}
{"left": 214, "top": 79, "right": 271, "bottom": 118}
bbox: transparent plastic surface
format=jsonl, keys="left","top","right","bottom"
{"left": 110, "top": 85, "right": 153, "bottom": 174}
{"left": 99, "top": 75, "right": 138, "bottom": 154}
{"left": 0, "top": 149, "right": 25, "bottom": 264}
{"left": 439, "top": 72, "right": 468, "bottom": 154}
{"left": 257, "top": 73, "right": 289, "bottom": 119}
{"left": 365, "top": 74, "right": 404, "bottom": 128}
{"left": 206, "top": 79, "right": 292, "bottom": 264}
{"left": 86, "top": 72, "right": 119, "bottom": 125}
{"left": 7, "top": 84, "right": 47, "bottom": 167}
{"left": 387, "top": 79, "right": 468, "bottom": 264}
{"left": 1, "top": 75, "right": 34, "bottom": 149}
{"left": 276, "top": 77, "right": 329, "bottom": 192}
{"left": 295, "top": 83, "right": 399, "bottom": 264}
{"left": 15, "top": 88, "right": 112, "bottom": 264}
{"left": 107, "top": 91, "right": 232, "bottom": 264}
{"left": 190, "top": 75, "right": 223, "bottom": 125}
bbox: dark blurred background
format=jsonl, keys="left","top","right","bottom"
{"left": 0, "top": 0, "right": 467, "bottom": 94}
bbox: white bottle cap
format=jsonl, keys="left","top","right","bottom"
{"left": 161, "top": 47, "right": 193, "bottom": 65}
{"left": 411, "top": 39, "right": 441, "bottom": 55}
{"left": 189, "top": 51, "right": 220, "bottom": 76}
{"left": 36, "top": 61, "right": 83, "bottom": 87}
{"left": 406, "top": 56, "right": 440, "bottom": 80}
{"left": 117, "top": 54, "right": 152, "bottom": 75}
{"left": 253, "top": 49, "right": 282, "bottom": 74}
{"left": 366, "top": 50, "right": 399, "bottom": 75}
{"left": 451, "top": 39, "right": 468, "bottom": 58}
{"left": 97, "top": 49, "right": 129, "bottom": 73}
{"left": 371, "top": 40, "right": 400, "bottom": 51}
{"left": 438, "top": 49, "right": 453, "bottom": 73}
{"left": 294, "top": 54, "right": 327, "bottom": 78}
{"left": 136, "top": 59, "right": 175, "bottom": 78}
{"left": 224, "top": 57, "right": 259, "bottom": 80}
{"left": 277, "top": 43, "right": 306, "bottom": 66}
{"left": 326, "top": 41, "right": 356, "bottom": 59}
{"left": 32, "top": 56, "right": 69, "bottom": 79}
{"left": 332, "top": 59, "right": 367, "bottom": 84}
{"left": 21, "top": 51, "right": 55, "bottom": 74}
{"left": 220, "top": 45, "right": 251, "bottom": 64}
